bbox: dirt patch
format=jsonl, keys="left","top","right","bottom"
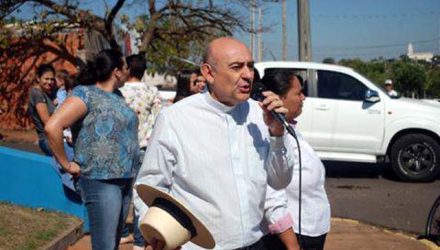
{"left": 0, "top": 202, "right": 81, "bottom": 249}
{"left": 0, "top": 129, "right": 37, "bottom": 143}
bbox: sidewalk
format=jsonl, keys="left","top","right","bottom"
{"left": 68, "top": 218, "right": 438, "bottom": 250}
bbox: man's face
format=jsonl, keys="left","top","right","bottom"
{"left": 282, "top": 76, "right": 305, "bottom": 121}
{"left": 203, "top": 42, "right": 255, "bottom": 106}
{"left": 385, "top": 84, "right": 392, "bottom": 91}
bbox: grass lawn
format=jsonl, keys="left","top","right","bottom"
{"left": 0, "top": 202, "right": 81, "bottom": 250}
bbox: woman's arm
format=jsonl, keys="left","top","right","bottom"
{"left": 278, "top": 228, "right": 300, "bottom": 250}
{"left": 45, "top": 96, "right": 87, "bottom": 175}
{"left": 35, "top": 103, "right": 51, "bottom": 125}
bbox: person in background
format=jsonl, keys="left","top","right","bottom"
{"left": 54, "top": 69, "right": 70, "bottom": 106}
{"left": 119, "top": 54, "right": 161, "bottom": 250}
{"left": 51, "top": 69, "right": 78, "bottom": 193}
{"left": 45, "top": 49, "right": 139, "bottom": 250}
{"left": 173, "top": 69, "right": 206, "bottom": 103}
{"left": 262, "top": 69, "right": 330, "bottom": 250}
{"left": 134, "top": 37, "right": 295, "bottom": 249}
{"left": 385, "top": 79, "right": 398, "bottom": 97}
{"left": 28, "top": 64, "right": 56, "bottom": 156}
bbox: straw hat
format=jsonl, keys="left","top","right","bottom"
{"left": 136, "top": 184, "right": 215, "bottom": 250}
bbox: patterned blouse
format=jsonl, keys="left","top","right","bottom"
{"left": 71, "top": 85, "right": 139, "bottom": 179}
{"left": 119, "top": 82, "right": 161, "bottom": 148}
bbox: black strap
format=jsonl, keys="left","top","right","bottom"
{"left": 152, "top": 197, "right": 197, "bottom": 239}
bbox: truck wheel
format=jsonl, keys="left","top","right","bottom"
{"left": 390, "top": 134, "right": 440, "bottom": 182}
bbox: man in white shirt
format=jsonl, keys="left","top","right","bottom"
{"left": 385, "top": 79, "right": 398, "bottom": 97}
{"left": 134, "top": 37, "right": 295, "bottom": 249}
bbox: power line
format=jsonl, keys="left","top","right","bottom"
{"left": 314, "top": 10, "right": 440, "bottom": 19}
{"left": 264, "top": 37, "right": 439, "bottom": 51}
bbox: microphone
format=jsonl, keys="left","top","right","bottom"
{"left": 251, "top": 81, "right": 296, "bottom": 137}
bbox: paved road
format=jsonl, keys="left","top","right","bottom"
{"left": 2, "top": 141, "right": 439, "bottom": 235}
{"left": 324, "top": 161, "right": 440, "bottom": 235}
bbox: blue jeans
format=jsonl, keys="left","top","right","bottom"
{"left": 79, "top": 177, "right": 133, "bottom": 250}
{"left": 51, "top": 141, "right": 78, "bottom": 194}
{"left": 122, "top": 149, "right": 146, "bottom": 247}
{"left": 38, "top": 138, "right": 53, "bottom": 156}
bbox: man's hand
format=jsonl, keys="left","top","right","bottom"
{"left": 145, "top": 238, "right": 181, "bottom": 250}
{"left": 258, "top": 91, "right": 287, "bottom": 137}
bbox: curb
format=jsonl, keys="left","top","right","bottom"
{"left": 331, "top": 217, "right": 439, "bottom": 249}
{"left": 419, "top": 239, "right": 440, "bottom": 250}
{"left": 42, "top": 218, "right": 83, "bottom": 250}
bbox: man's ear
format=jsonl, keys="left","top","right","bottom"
{"left": 113, "top": 67, "right": 121, "bottom": 81}
{"left": 201, "top": 63, "right": 214, "bottom": 84}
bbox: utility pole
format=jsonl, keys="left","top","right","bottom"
{"left": 297, "top": 0, "right": 311, "bottom": 61}
{"left": 282, "top": 0, "right": 287, "bottom": 60}
{"left": 258, "top": 8, "right": 263, "bottom": 62}
{"left": 250, "top": 0, "right": 256, "bottom": 57}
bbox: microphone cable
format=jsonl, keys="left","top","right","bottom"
{"left": 251, "top": 81, "right": 303, "bottom": 249}
{"left": 285, "top": 124, "right": 303, "bottom": 249}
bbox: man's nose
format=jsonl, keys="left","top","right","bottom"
{"left": 241, "top": 66, "right": 253, "bottom": 79}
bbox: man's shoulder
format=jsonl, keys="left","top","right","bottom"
{"left": 162, "top": 94, "right": 202, "bottom": 113}
{"left": 121, "top": 82, "right": 158, "bottom": 93}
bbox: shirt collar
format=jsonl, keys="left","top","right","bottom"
{"left": 203, "top": 91, "right": 237, "bottom": 113}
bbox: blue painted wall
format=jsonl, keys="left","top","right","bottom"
{"left": 0, "top": 146, "right": 88, "bottom": 231}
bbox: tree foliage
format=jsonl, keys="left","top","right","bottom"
{"left": 339, "top": 57, "right": 438, "bottom": 98}
{"left": 0, "top": 0, "right": 259, "bottom": 128}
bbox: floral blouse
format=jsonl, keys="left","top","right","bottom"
{"left": 71, "top": 85, "right": 139, "bottom": 179}
{"left": 119, "top": 82, "right": 161, "bottom": 148}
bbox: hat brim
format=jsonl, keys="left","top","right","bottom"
{"left": 136, "top": 184, "right": 215, "bottom": 249}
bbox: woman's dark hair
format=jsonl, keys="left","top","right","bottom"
{"left": 261, "top": 69, "right": 303, "bottom": 97}
{"left": 36, "top": 64, "right": 55, "bottom": 78}
{"left": 75, "top": 49, "right": 124, "bottom": 85}
{"left": 173, "top": 69, "right": 198, "bottom": 103}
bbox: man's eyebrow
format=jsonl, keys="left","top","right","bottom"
{"left": 228, "top": 61, "right": 255, "bottom": 66}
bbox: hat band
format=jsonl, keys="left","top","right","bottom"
{"left": 152, "top": 197, "right": 197, "bottom": 239}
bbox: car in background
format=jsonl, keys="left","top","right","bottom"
{"left": 255, "top": 61, "right": 440, "bottom": 182}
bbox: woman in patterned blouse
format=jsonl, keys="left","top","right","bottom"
{"left": 45, "top": 49, "right": 139, "bottom": 250}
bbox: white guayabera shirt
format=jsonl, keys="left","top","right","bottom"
{"left": 134, "top": 92, "right": 295, "bottom": 249}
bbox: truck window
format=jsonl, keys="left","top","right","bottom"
{"left": 317, "top": 70, "right": 368, "bottom": 101}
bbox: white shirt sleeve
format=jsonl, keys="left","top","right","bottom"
{"left": 266, "top": 134, "right": 295, "bottom": 190}
{"left": 133, "top": 112, "right": 176, "bottom": 220}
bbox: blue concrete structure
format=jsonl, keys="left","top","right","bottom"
{"left": 0, "top": 146, "right": 88, "bottom": 231}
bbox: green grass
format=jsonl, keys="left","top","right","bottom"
{"left": 0, "top": 202, "right": 81, "bottom": 249}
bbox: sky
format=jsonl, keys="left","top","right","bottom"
{"left": 237, "top": 0, "right": 440, "bottom": 62}
{"left": 13, "top": 0, "right": 440, "bottom": 63}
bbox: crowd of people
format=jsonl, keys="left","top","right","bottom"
{"left": 29, "top": 36, "right": 331, "bottom": 250}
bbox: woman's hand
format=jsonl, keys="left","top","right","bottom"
{"left": 65, "top": 161, "right": 81, "bottom": 178}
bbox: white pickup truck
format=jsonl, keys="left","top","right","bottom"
{"left": 255, "top": 61, "right": 440, "bottom": 182}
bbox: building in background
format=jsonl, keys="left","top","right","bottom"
{"left": 407, "top": 43, "right": 433, "bottom": 62}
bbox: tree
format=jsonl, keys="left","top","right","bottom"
{"left": 426, "top": 67, "right": 440, "bottom": 98}
{"left": 322, "top": 57, "right": 335, "bottom": 64}
{"left": 0, "top": 0, "right": 256, "bottom": 128}
{"left": 339, "top": 58, "right": 387, "bottom": 86}
{"left": 391, "top": 60, "right": 427, "bottom": 98}
{"left": 121, "top": 0, "right": 253, "bottom": 73}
